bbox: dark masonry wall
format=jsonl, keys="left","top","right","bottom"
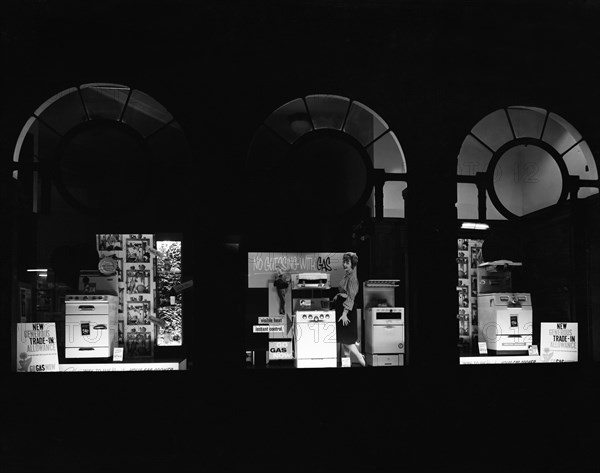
{"left": 2, "top": 1, "right": 600, "bottom": 472}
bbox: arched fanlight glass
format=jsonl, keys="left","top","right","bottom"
{"left": 251, "top": 94, "right": 407, "bottom": 217}
{"left": 12, "top": 83, "right": 190, "bottom": 214}
{"left": 457, "top": 106, "right": 598, "bottom": 220}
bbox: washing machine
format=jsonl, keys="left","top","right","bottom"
{"left": 294, "top": 310, "right": 336, "bottom": 368}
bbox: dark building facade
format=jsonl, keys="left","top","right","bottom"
{"left": 2, "top": 1, "right": 600, "bottom": 472}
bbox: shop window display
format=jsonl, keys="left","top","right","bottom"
{"left": 14, "top": 233, "right": 187, "bottom": 372}
{"left": 9, "top": 84, "right": 191, "bottom": 372}
{"left": 244, "top": 95, "right": 408, "bottom": 369}
{"left": 457, "top": 232, "right": 583, "bottom": 365}
{"left": 245, "top": 252, "right": 404, "bottom": 369}
{"left": 456, "top": 106, "right": 598, "bottom": 365}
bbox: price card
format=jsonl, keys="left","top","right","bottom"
{"left": 113, "top": 347, "right": 124, "bottom": 362}
{"left": 528, "top": 345, "right": 539, "bottom": 356}
{"left": 478, "top": 342, "right": 488, "bottom": 355}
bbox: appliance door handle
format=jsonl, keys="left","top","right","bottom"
{"left": 78, "top": 305, "right": 96, "bottom": 311}
{"left": 94, "top": 324, "right": 107, "bottom": 330}
{"left": 78, "top": 348, "right": 94, "bottom": 351}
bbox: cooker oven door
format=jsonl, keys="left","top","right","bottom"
{"left": 371, "top": 324, "right": 404, "bottom": 354}
{"left": 295, "top": 322, "right": 337, "bottom": 360}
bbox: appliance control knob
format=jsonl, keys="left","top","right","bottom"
{"left": 302, "top": 314, "right": 307, "bottom": 319}
{"left": 325, "top": 314, "right": 329, "bottom": 319}
{"left": 319, "top": 314, "right": 324, "bottom": 319}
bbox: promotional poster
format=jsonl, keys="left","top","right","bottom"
{"left": 16, "top": 323, "right": 59, "bottom": 372}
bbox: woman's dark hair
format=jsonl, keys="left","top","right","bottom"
{"left": 343, "top": 252, "right": 358, "bottom": 268}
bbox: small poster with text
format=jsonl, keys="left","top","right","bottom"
{"left": 540, "top": 322, "right": 578, "bottom": 363}
{"left": 16, "top": 323, "right": 59, "bottom": 372}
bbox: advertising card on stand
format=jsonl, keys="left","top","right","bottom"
{"left": 540, "top": 322, "right": 578, "bottom": 362}
{"left": 16, "top": 323, "right": 59, "bottom": 372}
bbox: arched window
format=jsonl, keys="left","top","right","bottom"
{"left": 457, "top": 106, "right": 598, "bottom": 220}
{"left": 247, "top": 94, "right": 407, "bottom": 217}
{"left": 12, "top": 83, "right": 191, "bottom": 214}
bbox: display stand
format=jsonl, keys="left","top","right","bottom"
{"left": 456, "top": 239, "right": 484, "bottom": 355}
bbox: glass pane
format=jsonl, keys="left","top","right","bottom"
{"left": 507, "top": 106, "right": 546, "bottom": 139}
{"left": 80, "top": 83, "right": 130, "bottom": 120}
{"left": 383, "top": 181, "right": 407, "bottom": 218}
{"left": 494, "top": 145, "right": 562, "bottom": 216}
{"left": 343, "top": 101, "right": 388, "bottom": 146}
{"left": 471, "top": 109, "right": 513, "bottom": 152}
{"left": 58, "top": 125, "right": 149, "bottom": 211}
{"left": 367, "top": 131, "right": 406, "bottom": 173}
{"left": 156, "top": 240, "right": 183, "bottom": 346}
{"left": 264, "top": 98, "right": 311, "bottom": 144}
{"left": 35, "top": 87, "right": 87, "bottom": 136}
{"left": 288, "top": 134, "right": 368, "bottom": 214}
{"left": 486, "top": 191, "right": 506, "bottom": 220}
{"left": 146, "top": 122, "right": 194, "bottom": 203}
{"left": 578, "top": 187, "right": 599, "bottom": 199}
{"left": 542, "top": 113, "right": 581, "bottom": 155}
{"left": 563, "top": 140, "right": 597, "bottom": 180}
{"left": 457, "top": 135, "right": 493, "bottom": 176}
{"left": 305, "top": 94, "right": 350, "bottom": 130}
{"left": 456, "top": 183, "right": 478, "bottom": 220}
{"left": 121, "top": 89, "right": 173, "bottom": 138}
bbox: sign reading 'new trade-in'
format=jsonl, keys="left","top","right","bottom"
{"left": 540, "top": 322, "right": 578, "bottom": 363}
{"left": 16, "top": 323, "right": 59, "bottom": 372}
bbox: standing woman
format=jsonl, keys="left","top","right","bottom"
{"left": 333, "top": 252, "right": 366, "bottom": 367}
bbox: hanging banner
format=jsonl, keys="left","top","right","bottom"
{"left": 247, "top": 252, "right": 348, "bottom": 288}
{"left": 540, "top": 322, "right": 578, "bottom": 363}
{"left": 16, "top": 323, "right": 59, "bottom": 372}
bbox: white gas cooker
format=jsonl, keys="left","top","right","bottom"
{"left": 294, "top": 310, "right": 337, "bottom": 368}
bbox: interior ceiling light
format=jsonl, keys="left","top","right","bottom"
{"left": 26, "top": 269, "right": 49, "bottom": 272}
{"left": 461, "top": 222, "right": 490, "bottom": 230}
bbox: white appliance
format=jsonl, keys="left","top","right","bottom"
{"left": 292, "top": 273, "right": 330, "bottom": 289}
{"left": 477, "top": 293, "right": 533, "bottom": 355}
{"left": 294, "top": 310, "right": 336, "bottom": 368}
{"left": 365, "top": 307, "right": 404, "bottom": 366}
{"left": 65, "top": 294, "right": 118, "bottom": 358}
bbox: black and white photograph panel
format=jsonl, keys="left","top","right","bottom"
{"left": 97, "top": 233, "right": 123, "bottom": 252}
{"left": 125, "top": 237, "right": 151, "bottom": 263}
{"left": 125, "top": 265, "right": 151, "bottom": 294}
